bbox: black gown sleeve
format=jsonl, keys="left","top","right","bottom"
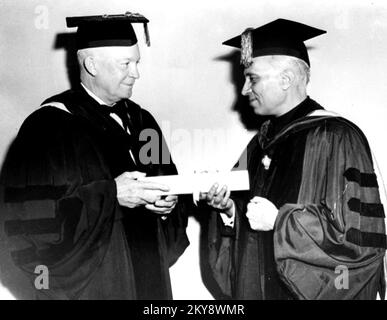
{"left": 0, "top": 107, "right": 119, "bottom": 297}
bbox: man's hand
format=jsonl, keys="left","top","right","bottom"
{"left": 200, "top": 183, "right": 234, "bottom": 217}
{"left": 145, "top": 195, "right": 178, "bottom": 215}
{"left": 115, "top": 171, "right": 170, "bottom": 209}
{"left": 246, "top": 196, "right": 278, "bottom": 231}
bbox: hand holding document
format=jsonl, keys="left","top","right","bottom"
{"left": 115, "top": 171, "right": 178, "bottom": 215}
{"left": 139, "top": 170, "right": 250, "bottom": 196}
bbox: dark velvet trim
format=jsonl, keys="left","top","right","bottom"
{"left": 4, "top": 185, "right": 68, "bottom": 202}
{"left": 344, "top": 168, "right": 378, "bottom": 188}
{"left": 5, "top": 218, "right": 61, "bottom": 236}
{"left": 346, "top": 228, "right": 387, "bottom": 248}
{"left": 347, "top": 198, "right": 385, "bottom": 218}
{"left": 10, "top": 247, "right": 38, "bottom": 266}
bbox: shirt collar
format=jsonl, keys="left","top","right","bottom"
{"left": 269, "top": 96, "right": 322, "bottom": 136}
{"left": 80, "top": 83, "right": 113, "bottom": 106}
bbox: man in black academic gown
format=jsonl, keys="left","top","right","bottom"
{"left": 201, "top": 19, "right": 386, "bottom": 299}
{"left": 0, "top": 13, "right": 189, "bottom": 299}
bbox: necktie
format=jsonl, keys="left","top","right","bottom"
{"left": 109, "top": 103, "right": 131, "bottom": 132}
{"left": 97, "top": 102, "right": 139, "bottom": 165}
{"left": 98, "top": 102, "right": 131, "bottom": 132}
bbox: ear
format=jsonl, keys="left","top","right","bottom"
{"left": 280, "top": 69, "right": 295, "bottom": 90}
{"left": 83, "top": 56, "right": 98, "bottom": 77}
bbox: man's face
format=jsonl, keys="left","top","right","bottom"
{"left": 241, "top": 56, "right": 286, "bottom": 116}
{"left": 94, "top": 45, "right": 140, "bottom": 104}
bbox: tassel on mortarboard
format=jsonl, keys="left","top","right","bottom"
{"left": 241, "top": 28, "right": 254, "bottom": 66}
{"left": 223, "top": 19, "right": 327, "bottom": 67}
{"left": 144, "top": 22, "right": 150, "bottom": 47}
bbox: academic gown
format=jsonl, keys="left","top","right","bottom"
{"left": 0, "top": 87, "right": 189, "bottom": 300}
{"left": 207, "top": 97, "right": 386, "bottom": 300}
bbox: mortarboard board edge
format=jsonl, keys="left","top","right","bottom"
{"left": 66, "top": 12, "right": 149, "bottom": 28}
{"left": 222, "top": 18, "right": 326, "bottom": 47}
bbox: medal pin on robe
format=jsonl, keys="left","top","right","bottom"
{"left": 262, "top": 155, "right": 271, "bottom": 170}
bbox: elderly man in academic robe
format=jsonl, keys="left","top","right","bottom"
{"left": 202, "top": 19, "right": 386, "bottom": 300}
{"left": 0, "top": 13, "right": 189, "bottom": 300}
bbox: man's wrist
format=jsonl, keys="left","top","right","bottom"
{"left": 224, "top": 201, "right": 235, "bottom": 218}
{"left": 220, "top": 203, "right": 235, "bottom": 228}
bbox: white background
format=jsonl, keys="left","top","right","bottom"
{"left": 1, "top": 0, "right": 387, "bottom": 299}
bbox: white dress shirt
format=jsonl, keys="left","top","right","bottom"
{"left": 81, "top": 83, "right": 136, "bottom": 164}
{"left": 81, "top": 83, "right": 131, "bottom": 133}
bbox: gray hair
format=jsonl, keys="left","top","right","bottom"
{"left": 76, "top": 48, "right": 95, "bottom": 68}
{"left": 268, "top": 55, "right": 311, "bottom": 86}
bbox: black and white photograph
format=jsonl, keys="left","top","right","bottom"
{"left": 0, "top": 0, "right": 386, "bottom": 307}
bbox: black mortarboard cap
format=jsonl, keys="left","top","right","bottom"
{"left": 223, "top": 18, "right": 326, "bottom": 66}
{"left": 66, "top": 12, "right": 150, "bottom": 49}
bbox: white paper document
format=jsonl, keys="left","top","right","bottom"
{"left": 140, "top": 170, "right": 249, "bottom": 195}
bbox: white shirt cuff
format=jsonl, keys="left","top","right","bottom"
{"left": 220, "top": 206, "right": 235, "bottom": 228}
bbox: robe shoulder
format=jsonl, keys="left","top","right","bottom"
{"left": 269, "top": 115, "right": 374, "bottom": 158}
{"left": 19, "top": 105, "right": 75, "bottom": 135}
{"left": 313, "top": 116, "right": 370, "bottom": 141}
{"left": 305, "top": 116, "right": 374, "bottom": 161}
{"left": 2, "top": 103, "right": 112, "bottom": 189}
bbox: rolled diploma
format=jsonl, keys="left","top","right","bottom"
{"left": 139, "top": 170, "right": 249, "bottom": 195}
